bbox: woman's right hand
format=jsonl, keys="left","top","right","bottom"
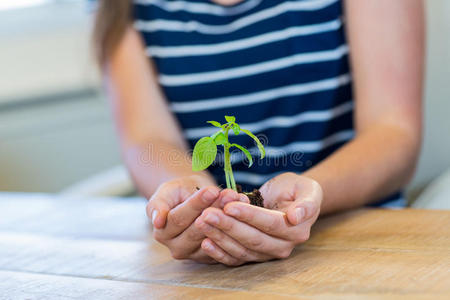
{"left": 147, "top": 175, "right": 248, "bottom": 263}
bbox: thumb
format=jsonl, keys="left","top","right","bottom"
{"left": 146, "top": 196, "right": 171, "bottom": 229}
{"left": 147, "top": 180, "right": 193, "bottom": 229}
{"left": 286, "top": 198, "right": 320, "bottom": 226}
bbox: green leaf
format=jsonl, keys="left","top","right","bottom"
{"left": 241, "top": 128, "right": 266, "bottom": 159}
{"left": 213, "top": 132, "right": 227, "bottom": 145}
{"left": 207, "top": 120, "right": 222, "bottom": 128}
{"left": 231, "top": 143, "right": 253, "bottom": 167}
{"left": 225, "top": 115, "right": 235, "bottom": 123}
{"left": 210, "top": 131, "right": 220, "bottom": 140}
{"left": 232, "top": 123, "right": 240, "bottom": 135}
{"left": 192, "top": 137, "right": 217, "bottom": 171}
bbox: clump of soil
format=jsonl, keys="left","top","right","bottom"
{"left": 237, "top": 185, "right": 264, "bottom": 207}
{"left": 195, "top": 185, "right": 265, "bottom": 207}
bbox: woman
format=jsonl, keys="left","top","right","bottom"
{"left": 94, "top": 0, "right": 423, "bottom": 266}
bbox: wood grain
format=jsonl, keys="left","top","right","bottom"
{"left": 0, "top": 193, "right": 449, "bottom": 299}
{"left": 309, "top": 208, "right": 450, "bottom": 251}
{"left": 0, "top": 270, "right": 299, "bottom": 300}
{"left": 0, "top": 193, "right": 149, "bottom": 240}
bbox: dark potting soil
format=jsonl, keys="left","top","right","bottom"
{"left": 236, "top": 185, "right": 264, "bottom": 207}
{"left": 195, "top": 185, "right": 265, "bottom": 207}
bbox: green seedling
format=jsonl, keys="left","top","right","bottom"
{"left": 192, "top": 115, "right": 266, "bottom": 192}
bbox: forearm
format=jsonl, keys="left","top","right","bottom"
{"left": 103, "top": 28, "right": 217, "bottom": 198}
{"left": 307, "top": 0, "right": 424, "bottom": 215}
{"left": 303, "top": 124, "right": 420, "bottom": 215}
{"left": 122, "top": 139, "right": 215, "bottom": 198}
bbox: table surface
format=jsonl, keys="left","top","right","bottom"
{"left": 0, "top": 193, "right": 449, "bottom": 300}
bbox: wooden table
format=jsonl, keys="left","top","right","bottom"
{"left": 0, "top": 193, "right": 449, "bottom": 299}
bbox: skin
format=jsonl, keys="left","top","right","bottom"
{"left": 104, "top": 0, "right": 424, "bottom": 266}
{"left": 195, "top": 173, "right": 322, "bottom": 265}
{"left": 148, "top": 175, "right": 249, "bottom": 263}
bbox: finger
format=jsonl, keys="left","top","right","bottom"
{"left": 166, "top": 222, "right": 205, "bottom": 256}
{"left": 162, "top": 186, "right": 220, "bottom": 238}
{"left": 258, "top": 173, "right": 287, "bottom": 209}
{"left": 199, "top": 208, "right": 293, "bottom": 258}
{"left": 223, "top": 202, "right": 295, "bottom": 240}
{"left": 185, "top": 248, "right": 218, "bottom": 264}
{"left": 147, "top": 196, "right": 171, "bottom": 230}
{"left": 148, "top": 180, "right": 192, "bottom": 229}
{"left": 286, "top": 178, "right": 322, "bottom": 225}
{"left": 158, "top": 186, "right": 225, "bottom": 258}
{"left": 164, "top": 187, "right": 244, "bottom": 253}
{"left": 201, "top": 238, "right": 244, "bottom": 267}
{"left": 218, "top": 189, "right": 249, "bottom": 208}
{"left": 225, "top": 202, "right": 311, "bottom": 244}
{"left": 175, "top": 190, "right": 248, "bottom": 247}
{"left": 287, "top": 190, "right": 322, "bottom": 226}
{"left": 286, "top": 202, "right": 315, "bottom": 226}
{"left": 166, "top": 191, "right": 249, "bottom": 255}
{"left": 195, "top": 219, "right": 271, "bottom": 262}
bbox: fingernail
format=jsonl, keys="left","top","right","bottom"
{"left": 204, "top": 213, "right": 219, "bottom": 225}
{"left": 152, "top": 210, "right": 158, "bottom": 225}
{"left": 296, "top": 207, "right": 305, "bottom": 224}
{"left": 204, "top": 189, "right": 218, "bottom": 201}
{"left": 227, "top": 207, "right": 240, "bottom": 217}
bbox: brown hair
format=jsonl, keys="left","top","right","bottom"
{"left": 93, "top": 0, "right": 133, "bottom": 66}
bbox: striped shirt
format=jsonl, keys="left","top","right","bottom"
{"left": 133, "top": 0, "right": 403, "bottom": 206}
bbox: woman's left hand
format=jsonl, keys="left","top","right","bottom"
{"left": 194, "top": 172, "right": 322, "bottom": 266}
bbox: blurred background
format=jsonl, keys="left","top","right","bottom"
{"left": 0, "top": 0, "right": 449, "bottom": 206}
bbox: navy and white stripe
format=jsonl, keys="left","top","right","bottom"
{"left": 159, "top": 44, "right": 348, "bottom": 86}
{"left": 146, "top": 18, "right": 342, "bottom": 58}
{"left": 133, "top": 0, "right": 402, "bottom": 206}
{"left": 135, "top": 0, "right": 340, "bottom": 34}
{"left": 170, "top": 73, "right": 351, "bottom": 112}
{"left": 184, "top": 100, "right": 353, "bottom": 139}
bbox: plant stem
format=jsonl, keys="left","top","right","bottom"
{"left": 224, "top": 149, "right": 231, "bottom": 189}
{"left": 224, "top": 144, "right": 237, "bottom": 192}
{"left": 225, "top": 172, "right": 231, "bottom": 189}
{"left": 228, "top": 161, "right": 237, "bottom": 191}
{"left": 223, "top": 125, "right": 237, "bottom": 192}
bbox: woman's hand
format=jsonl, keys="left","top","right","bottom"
{"left": 147, "top": 175, "right": 248, "bottom": 263}
{"left": 194, "top": 173, "right": 322, "bottom": 266}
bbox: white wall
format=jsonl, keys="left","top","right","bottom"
{"left": 0, "top": 96, "right": 121, "bottom": 192}
{"left": 0, "top": 1, "right": 121, "bottom": 193}
{"left": 0, "top": 1, "right": 99, "bottom": 102}
{"left": 408, "top": 0, "right": 450, "bottom": 193}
